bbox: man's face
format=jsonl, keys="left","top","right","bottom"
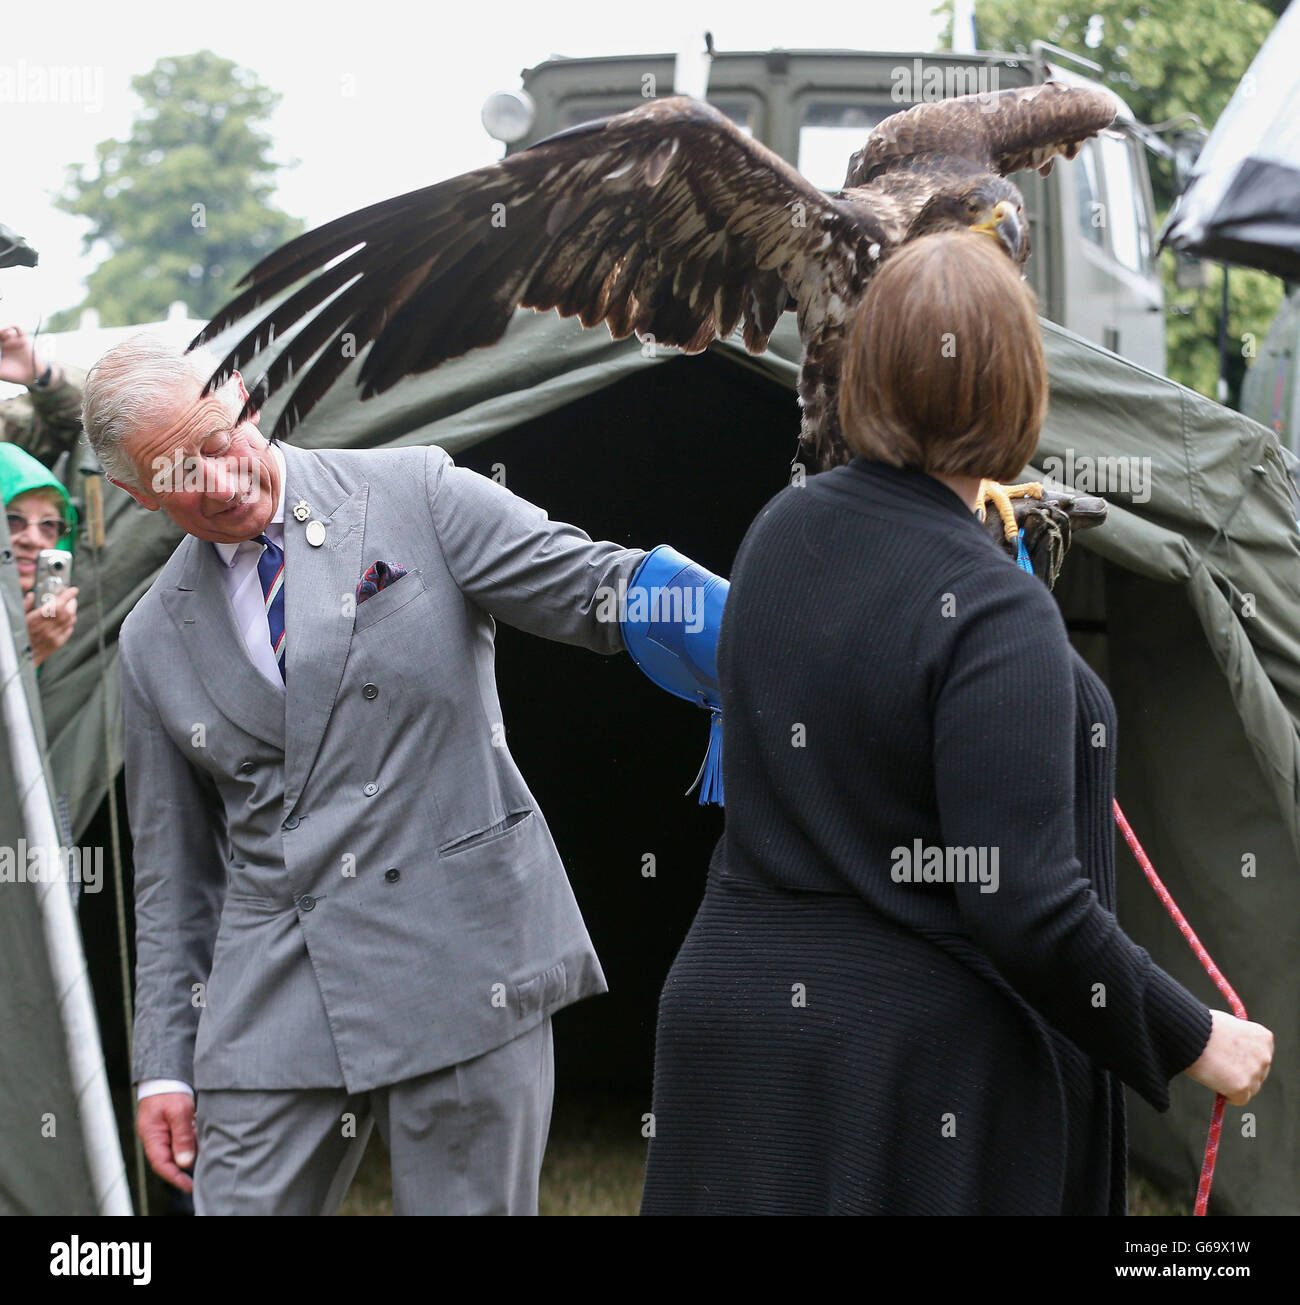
{"left": 114, "top": 376, "right": 281, "bottom": 544}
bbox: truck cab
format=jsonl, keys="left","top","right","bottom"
{"left": 486, "top": 45, "right": 1166, "bottom": 374}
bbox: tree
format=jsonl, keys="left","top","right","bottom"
{"left": 934, "top": 0, "right": 1282, "bottom": 404}
{"left": 51, "top": 50, "right": 303, "bottom": 329}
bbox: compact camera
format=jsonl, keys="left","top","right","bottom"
{"left": 33, "top": 548, "right": 73, "bottom": 607}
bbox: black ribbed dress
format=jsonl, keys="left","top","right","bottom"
{"left": 640, "top": 458, "right": 1212, "bottom": 1215}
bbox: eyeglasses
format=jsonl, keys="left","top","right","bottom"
{"left": 6, "top": 513, "right": 72, "bottom": 545}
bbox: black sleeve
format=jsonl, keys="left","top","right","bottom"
{"left": 930, "top": 562, "right": 1211, "bottom": 1111}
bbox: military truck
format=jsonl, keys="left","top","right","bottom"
{"left": 1242, "top": 283, "right": 1300, "bottom": 458}
{"left": 481, "top": 41, "right": 1169, "bottom": 375}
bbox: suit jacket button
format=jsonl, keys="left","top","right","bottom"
{"left": 237, "top": 760, "right": 255, "bottom": 775}
{"left": 298, "top": 895, "right": 315, "bottom": 911}
{"left": 384, "top": 868, "right": 400, "bottom": 883}
{"left": 283, "top": 816, "right": 300, "bottom": 830}
{"left": 362, "top": 683, "right": 378, "bottom": 699}
{"left": 363, "top": 782, "right": 378, "bottom": 796}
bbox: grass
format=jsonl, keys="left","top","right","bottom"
{"left": 1129, "top": 1168, "right": 1191, "bottom": 1217}
{"left": 337, "top": 1092, "right": 1187, "bottom": 1216}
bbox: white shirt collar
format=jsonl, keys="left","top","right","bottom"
{"left": 212, "top": 441, "right": 287, "bottom": 569}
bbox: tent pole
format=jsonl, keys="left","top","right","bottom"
{"left": 83, "top": 471, "right": 150, "bottom": 1213}
{"left": 0, "top": 604, "right": 132, "bottom": 1215}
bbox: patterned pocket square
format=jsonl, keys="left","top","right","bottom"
{"left": 356, "top": 560, "right": 409, "bottom": 604}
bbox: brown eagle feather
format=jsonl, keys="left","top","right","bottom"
{"left": 192, "top": 82, "right": 1119, "bottom": 468}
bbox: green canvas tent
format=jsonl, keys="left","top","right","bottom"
{"left": 10, "top": 306, "right": 1300, "bottom": 1214}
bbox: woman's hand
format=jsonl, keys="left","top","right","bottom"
{"left": 24, "top": 586, "right": 79, "bottom": 667}
{"left": 1183, "top": 1009, "right": 1273, "bottom": 1105}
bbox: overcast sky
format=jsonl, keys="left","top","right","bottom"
{"left": 1, "top": 0, "right": 944, "bottom": 338}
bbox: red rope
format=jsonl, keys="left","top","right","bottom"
{"left": 1112, "top": 799, "right": 1247, "bottom": 1216}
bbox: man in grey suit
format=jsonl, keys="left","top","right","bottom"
{"left": 84, "top": 332, "right": 650, "bottom": 1214}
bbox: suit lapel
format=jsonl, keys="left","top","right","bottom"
{"left": 277, "top": 442, "right": 367, "bottom": 812}
{"left": 160, "top": 538, "right": 287, "bottom": 750}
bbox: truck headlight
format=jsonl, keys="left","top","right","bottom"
{"left": 481, "top": 90, "right": 536, "bottom": 145}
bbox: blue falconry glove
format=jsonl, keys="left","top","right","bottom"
{"left": 619, "top": 545, "right": 729, "bottom": 805}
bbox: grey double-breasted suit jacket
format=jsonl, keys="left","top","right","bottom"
{"left": 120, "top": 440, "right": 647, "bottom": 1092}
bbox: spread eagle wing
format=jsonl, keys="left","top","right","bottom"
{"left": 192, "top": 96, "right": 888, "bottom": 439}
{"left": 844, "top": 80, "right": 1121, "bottom": 189}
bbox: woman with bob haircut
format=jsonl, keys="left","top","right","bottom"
{"left": 640, "top": 230, "right": 1272, "bottom": 1215}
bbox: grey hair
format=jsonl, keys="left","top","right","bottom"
{"left": 81, "top": 332, "right": 243, "bottom": 488}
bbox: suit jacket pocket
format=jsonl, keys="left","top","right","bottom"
{"left": 352, "top": 568, "right": 427, "bottom": 634}
{"left": 515, "top": 960, "right": 567, "bottom": 1019}
{"left": 438, "top": 808, "right": 534, "bottom": 858}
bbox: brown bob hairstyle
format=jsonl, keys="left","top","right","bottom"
{"left": 837, "top": 231, "right": 1048, "bottom": 483}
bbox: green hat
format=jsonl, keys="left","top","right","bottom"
{"left": 0, "top": 442, "right": 78, "bottom": 556}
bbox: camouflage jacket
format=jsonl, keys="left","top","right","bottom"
{"left": 0, "top": 364, "right": 87, "bottom": 469}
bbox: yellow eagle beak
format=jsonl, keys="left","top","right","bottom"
{"left": 972, "top": 200, "right": 1023, "bottom": 260}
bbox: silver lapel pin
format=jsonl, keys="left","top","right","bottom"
{"left": 292, "top": 499, "right": 311, "bottom": 522}
{"left": 305, "top": 520, "right": 327, "bottom": 548}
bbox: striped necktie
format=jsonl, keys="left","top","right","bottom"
{"left": 255, "top": 533, "right": 287, "bottom": 683}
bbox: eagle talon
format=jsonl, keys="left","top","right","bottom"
{"left": 977, "top": 479, "right": 1044, "bottom": 542}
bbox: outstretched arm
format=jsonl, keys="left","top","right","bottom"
{"left": 424, "top": 445, "right": 645, "bottom": 653}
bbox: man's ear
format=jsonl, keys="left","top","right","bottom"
{"left": 107, "top": 475, "right": 160, "bottom": 512}
{"left": 231, "top": 370, "right": 261, "bottom": 427}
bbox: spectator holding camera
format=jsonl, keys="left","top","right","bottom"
{"left": 1, "top": 325, "right": 84, "bottom": 669}
{"left": 0, "top": 443, "right": 79, "bottom": 668}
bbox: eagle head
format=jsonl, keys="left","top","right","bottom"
{"left": 907, "top": 178, "right": 1028, "bottom": 264}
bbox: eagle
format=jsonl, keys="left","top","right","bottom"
{"left": 193, "top": 81, "right": 1118, "bottom": 578}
